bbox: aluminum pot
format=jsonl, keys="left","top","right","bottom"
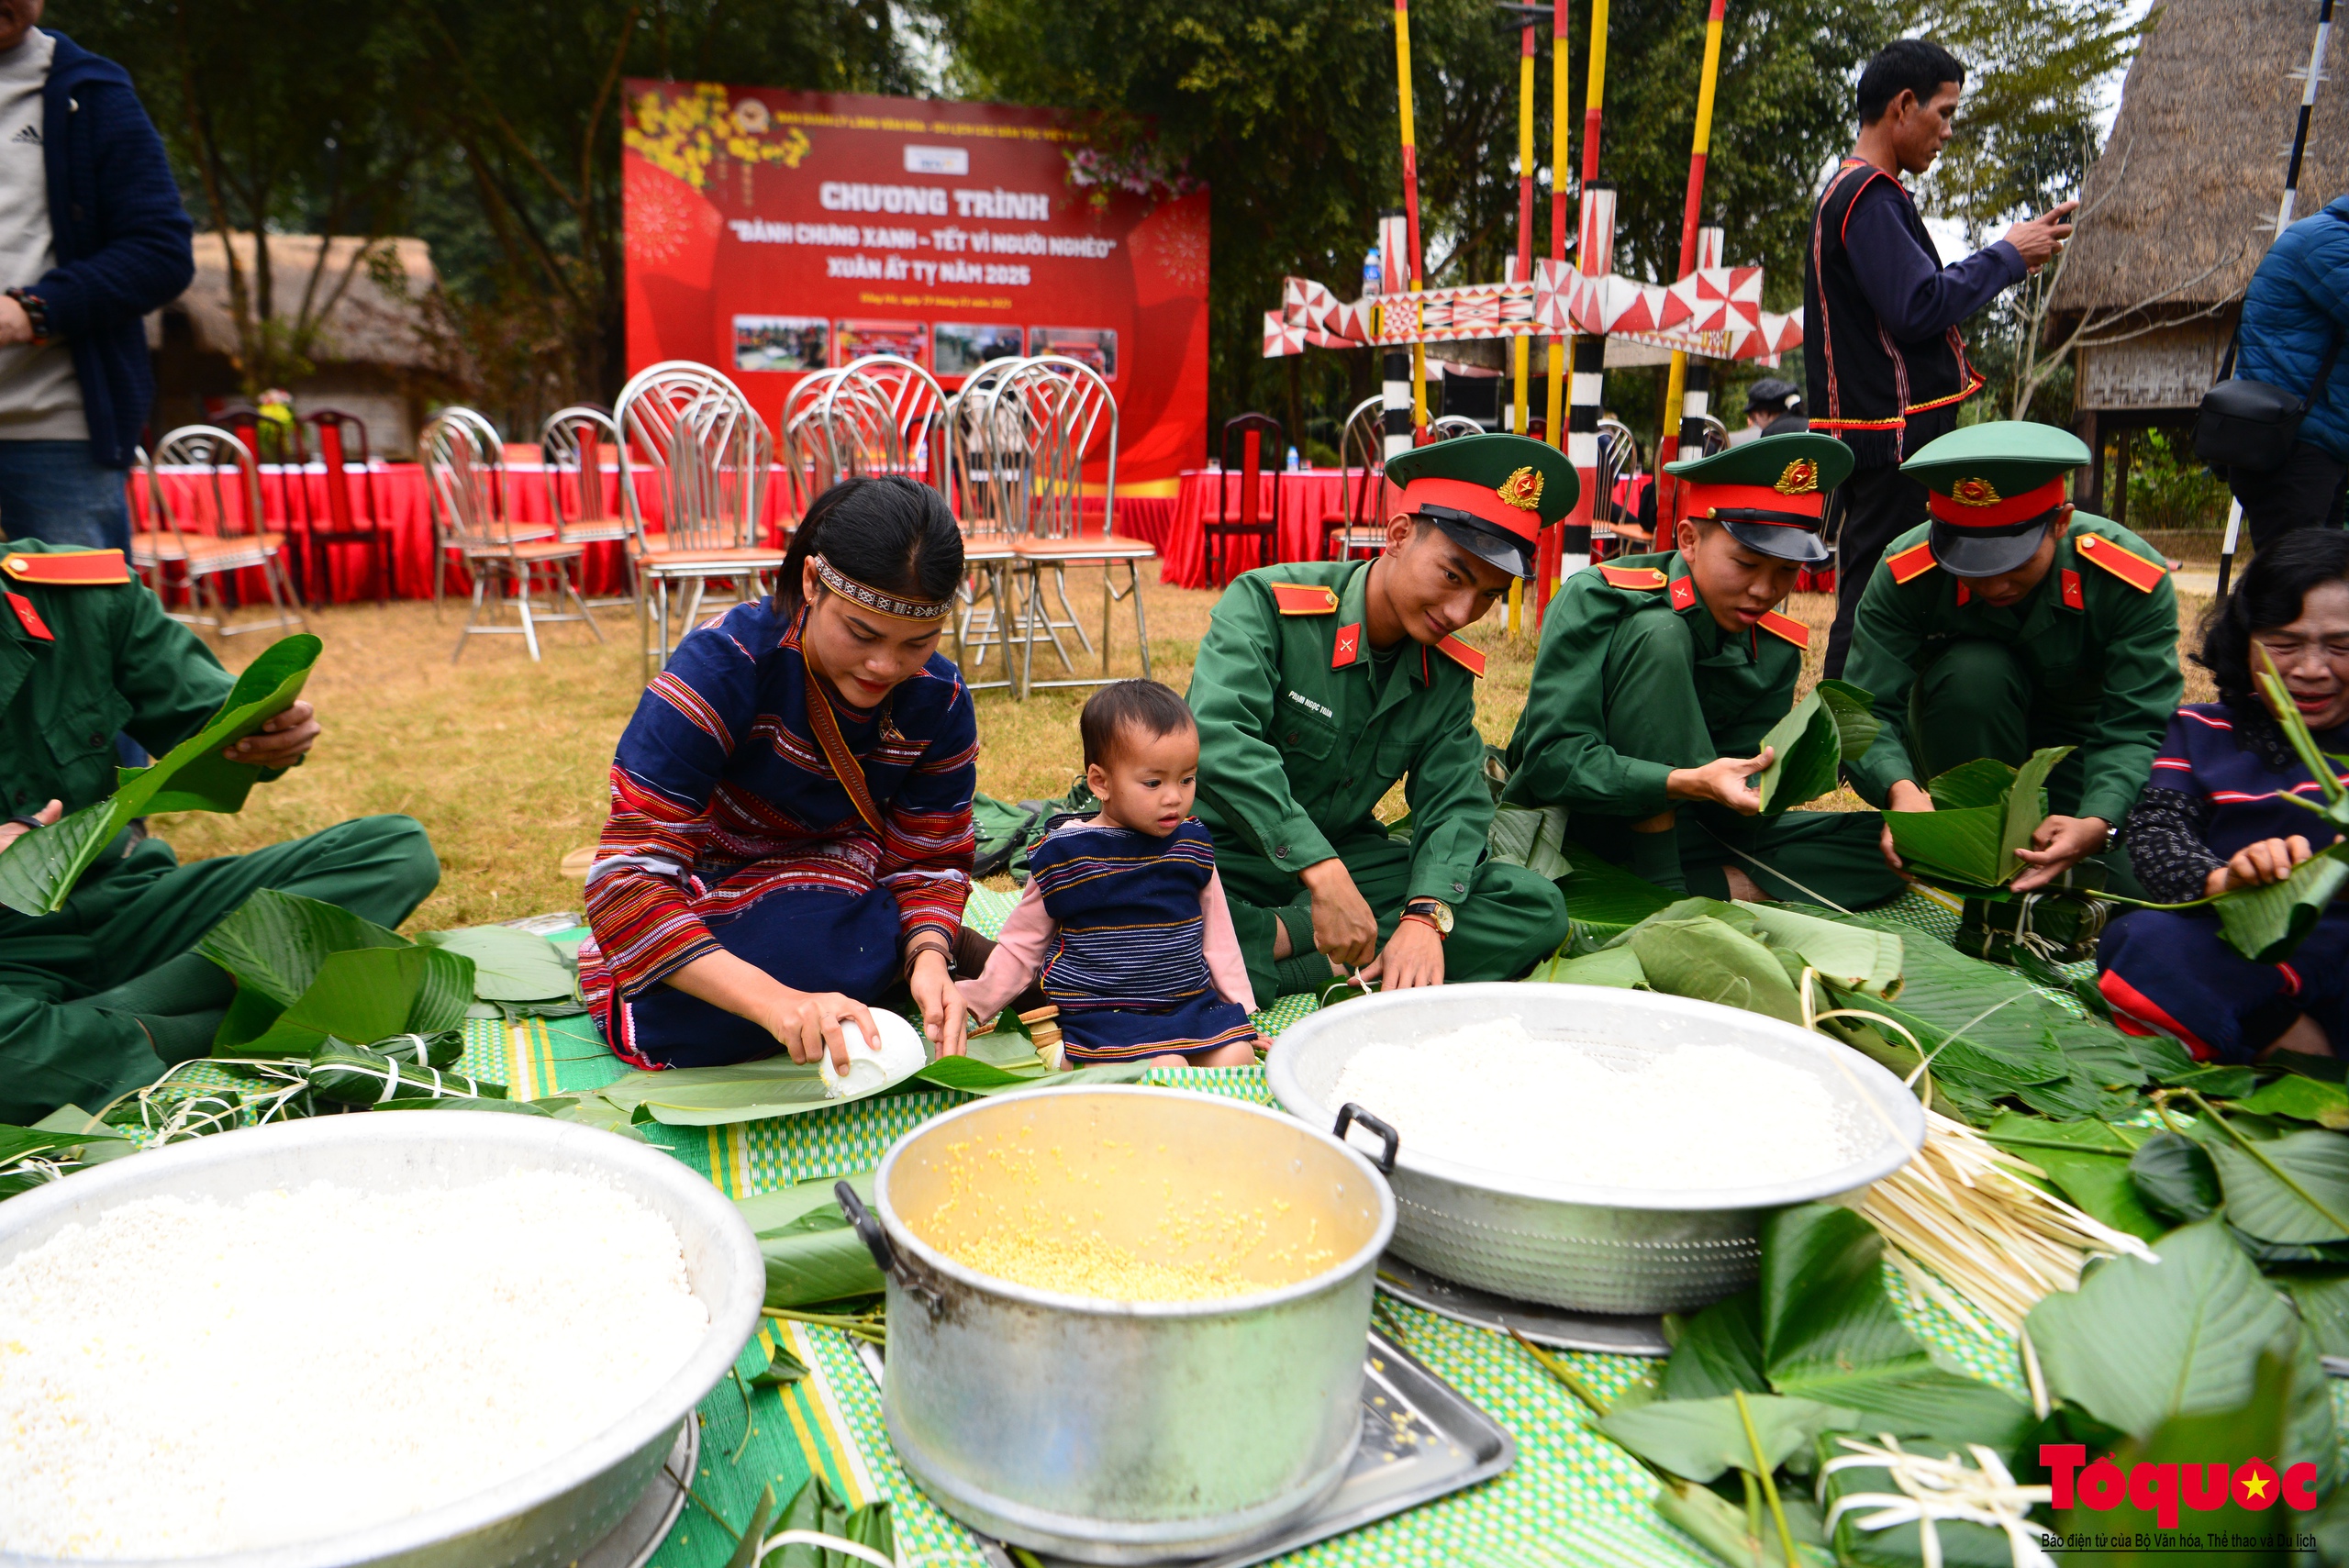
{"left": 0, "top": 1113, "right": 763, "bottom": 1568}
{"left": 1267, "top": 984, "right": 1925, "bottom": 1316}
{"left": 840, "top": 1085, "right": 1396, "bottom": 1565}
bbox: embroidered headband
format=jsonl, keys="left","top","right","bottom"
{"left": 814, "top": 554, "right": 952, "bottom": 622}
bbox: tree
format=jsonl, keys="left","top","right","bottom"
{"left": 929, "top": 0, "right": 1883, "bottom": 447}
{"left": 65, "top": 0, "right": 420, "bottom": 397}
{"left": 392, "top": 0, "right": 921, "bottom": 424}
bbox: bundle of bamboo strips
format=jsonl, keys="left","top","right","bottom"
{"left": 1858, "top": 1109, "right": 2157, "bottom": 1337}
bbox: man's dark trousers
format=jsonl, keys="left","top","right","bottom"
{"left": 1824, "top": 462, "right": 1929, "bottom": 678}
{"left": 2232, "top": 439, "right": 2349, "bottom": 550}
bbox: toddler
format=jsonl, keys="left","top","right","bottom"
{"left": 959, "top": 680, "right": 1261, "bottom": 1067}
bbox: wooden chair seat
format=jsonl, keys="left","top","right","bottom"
{"left": 462, "top": 539, "right": 587, "bottom": 564}
{"left": 152, "top": 532, "right": 291, "bottom": 573}
{"left": 1010, "top": 535, "right": 1158, "bottom": 561}
{"left": 560, "top": 517, "right": 632, "bottom": 545}
{"left": 638, "top": 545, "right": 787, "bottom": 572}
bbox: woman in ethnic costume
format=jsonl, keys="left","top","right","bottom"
{"left": 957, "top": 681, "right": 1262, "bottom": 1067}
{"left": 581, "top": 477, "right": 979, "bottom": 1070}
{"left": 2098, "top": 529, "right": 2349, "bottom": 1064}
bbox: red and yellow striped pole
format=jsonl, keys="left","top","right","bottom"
{"left": 1542, "top": 0, "right": 1608, "bottom": 618}
{"left": 1655, "top": 0, "right": 1728, "bottom": 516}
{"left": 1394, "top": 0, "right": 1430, "bottom": 437}
{"left": 1507, "top": 20, "right": 1537, "bottom": 638}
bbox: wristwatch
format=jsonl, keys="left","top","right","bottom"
{"left": 1400, "top": 897, "right": 1453, "bottom": 936}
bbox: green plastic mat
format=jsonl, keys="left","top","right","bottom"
{"left": 449, "top": 884, "right": 2186, "bottom": 1568}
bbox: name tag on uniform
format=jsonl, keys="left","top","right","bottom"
{"left": 1285, "top": 688, "right": 1333, "bottom": 719}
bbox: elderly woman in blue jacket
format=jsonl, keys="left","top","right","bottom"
{"left": 0, "top": 0, "right": 195, "bottom": 552}
{"left": 2232, "top": 194, "right": 2349, "bottom": 548}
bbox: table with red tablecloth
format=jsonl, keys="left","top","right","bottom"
{"left": 1159, "top": 470, "right": 1375, "bottom": 589}
{"left": 127, "top": 462, "right": 803, "bottom": 606}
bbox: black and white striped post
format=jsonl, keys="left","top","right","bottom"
{"left": 2215, "top": 0, "right": 2334, "bottom": 601}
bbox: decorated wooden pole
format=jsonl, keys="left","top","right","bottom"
{"left": 2218, "top": 0, "right": 2336, "bottom": 599}
{"left": 1654, "top": 0, "right": 1728, "bottom": 520}
{"left": 1542, "top": 0, "right": 1574, "bottom": 462}
{"left": 1546, "top": 0, "right": 1610, "bottom": 613}
{"left": 1394, "top": 0, "right": 1431, "bottom": 436}
{"left": 1380, "top": 209, "right": 1413, "bottom": 463}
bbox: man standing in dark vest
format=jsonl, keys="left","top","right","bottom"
{"left": 1805, "top": 38, "right": 2076, "bottom": 676}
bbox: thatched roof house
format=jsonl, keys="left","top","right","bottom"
{"left": 2051, "top": 0, "right": 2346, "bottom": 481}
{"left": 149, "top": 235, "right": 466, "bottom": 457}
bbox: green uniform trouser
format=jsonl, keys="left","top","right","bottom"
{"left": 0, "top": 815, "right": 440, "bottom": 1124}
{"left": 1568, "top": 806, "right": 1904, "bottom": 908}
{"left": 1215, "top": 827, "right": 1571, "bottom": 1003}
{"left": 1910, "top": 639, "right": 2144, "bottom": 898}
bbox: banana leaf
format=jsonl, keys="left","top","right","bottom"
{"left": 1596, "top": 1393, "right": 1864, "bottom": 1484}
{"left": 0, "top": 634, "right": 322, "bottom": 916}
{"left": 1530, "top": 945, "right": 1650, "bottom": 988}
{"left": 2205, "top": 1129, "right": 2349, "bottom": 1245}
{"left": 1487, "top": 802, "right": 1573, "bottom": 880}
{"left": 1982, "top": 1111, "right": 2163, "bottom": 1240}
{"left": 2238, "top": 1073, "right": 2349, "bottom": 1129}
{"left": 417, "top": 925, "right": 581, "bottom": 1006}
{"left": 1755, "top": 678, "right": 1880, "bottom": 816}
{"left": 199, "top": 890, "right": 474, "bottom": 1058}
{"left": 1738, "top": 903, "right": 1903, "bottom": 999}
{"left": 1654, "top": 1478, "right": 1822, "bottom": 1568}
{"left": 2211, "top": 843, "right": 2349, "bottom": 963}
{"left": 1882, "top": 746, "right": 2071, "bottom": 889}
{"left": 1558, "top": 841, "right": 1680, "bottom": 942}
{"left": 2025, "top": 1218, "right": 2335, "bottom": 1488}
{"left": 772, "top": 1476, "right": 894, "bottom": 1568}
{"left": 2128, "top": 1132, "right": 2222, "bottom": 1225}
{"left": 737, "top": 1173, "right": 885, "bottom": 1307}
{"left": 1625, "top": 916, "right": 1804, "bottom": 1024}
{"left": 1754, "top": 1205, "right": 2032, "bottom": 1450}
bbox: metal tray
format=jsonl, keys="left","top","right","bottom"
{"left": 857, "top": 1331, "right": 1511, "bottom": 1568}
{"left": 1375, "top": 1253, "right": 1671, "bottom": 1358}
{"left": 578, "top": 1421, "right": 697, "bottom": 1568}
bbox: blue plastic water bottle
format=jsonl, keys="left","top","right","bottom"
{"left": 1286, "top": 445, "right": 1300, "bottom": 472}
{"left": 1363, "top": 250, "right": 1382, "bottom": 298}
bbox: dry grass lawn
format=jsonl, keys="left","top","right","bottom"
{"left": 154, "top": 563, "right": 2214, "bottom": 931}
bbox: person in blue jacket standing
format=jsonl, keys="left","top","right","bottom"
{"left": 2232, "top": 195, "right": 2349, "bottom": 548}
{"left": 0, "top": 0, "right": 194, "bottom": 552}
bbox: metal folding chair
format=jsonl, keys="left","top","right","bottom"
{"left": 1430, "top": 415, "right": 1486, "bottom": 440}
{"left": 425, "top": 413, "right": 601, "bottom": 663}
{"left": 540, "top": 406, "right": 635, "bottom": 610}
{"left": 133, "top": 426, "right": 308, "bottom": 640}
{"left": 616, "top": 360, "right": 783, "bottom": 678}
{"left": 1320, "top": 395, "right": 1388, "bottom": 562}
{"left": 942, "top": 358, "right": 1030, "bottom": 692}
{"left": 996, "top": 357, "right": 1154, "bottom": 697}
{"left": 1206, "top": 412, "right": 1283, "bottom": 587}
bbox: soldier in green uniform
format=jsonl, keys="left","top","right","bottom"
{"left": 1504, "top": 432, "right": 1905, "bottom": 906}
{"left": 1842, "top": 423, "right": 2181, "bottom": 894}
{"left": 0, "top": 541, "right": 440, "bottom": 1123}
{"left": 1188, "top": 432, "right": 1574, "bottom": 1001}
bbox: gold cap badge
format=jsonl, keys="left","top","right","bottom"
{"left": 1772, "top": 459, "right": 1820, "bottom": 495}
{"left": 1496, "top": 466, "right": 1543, "bottom": 510}
{"left": 1951, "top": 476, "right": 2003, "bottom": 507}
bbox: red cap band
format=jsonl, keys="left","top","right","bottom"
{"left": 1927, "top": 477, "right": 2067, "bottom": 529}
{"left": 1395, "top": 475, "right": 1542, "bottom": 543}
{"left": 1677, "top": 481, "right": 1828, "bottom": 526}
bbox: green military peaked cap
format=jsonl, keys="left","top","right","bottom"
{"left": 1386, "top": 431, "right": 1579, "bottom": 579}
{"left": 1901, "top": 421, "right": 2091, "bottom": 578}
{"left": 1661, "top": 430, "right": 1854, "bottom": 564}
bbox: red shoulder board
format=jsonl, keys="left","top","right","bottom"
{"left": 1757, "top": 610, "right": 1810, "bottom": 649}
{"left": 1268, "top": 581, "right": 1340, "bottom": 615}
{"left": 1887, "top": 541, "right": 1939, "bottom": 584}
{"left": 2060, "top": 568, "right": 2085, "bottom": 611}
{"left": 2, "top": 549, "right": 128, "bottom": 586}
{"left": 6, "top": 591, "right": 52, "bottom": 641}
{"left": 1668, "top": 575, "right": 1698, "bottom": 611}
{"left": 1597, "top": 564, "right": 1668, "bottom": 590}
{"left": 2076, "top": 532, "right": 2165, "bottom": 593}
{"left": 1435, "top": 633, "right": 1486, "bottom": 677}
